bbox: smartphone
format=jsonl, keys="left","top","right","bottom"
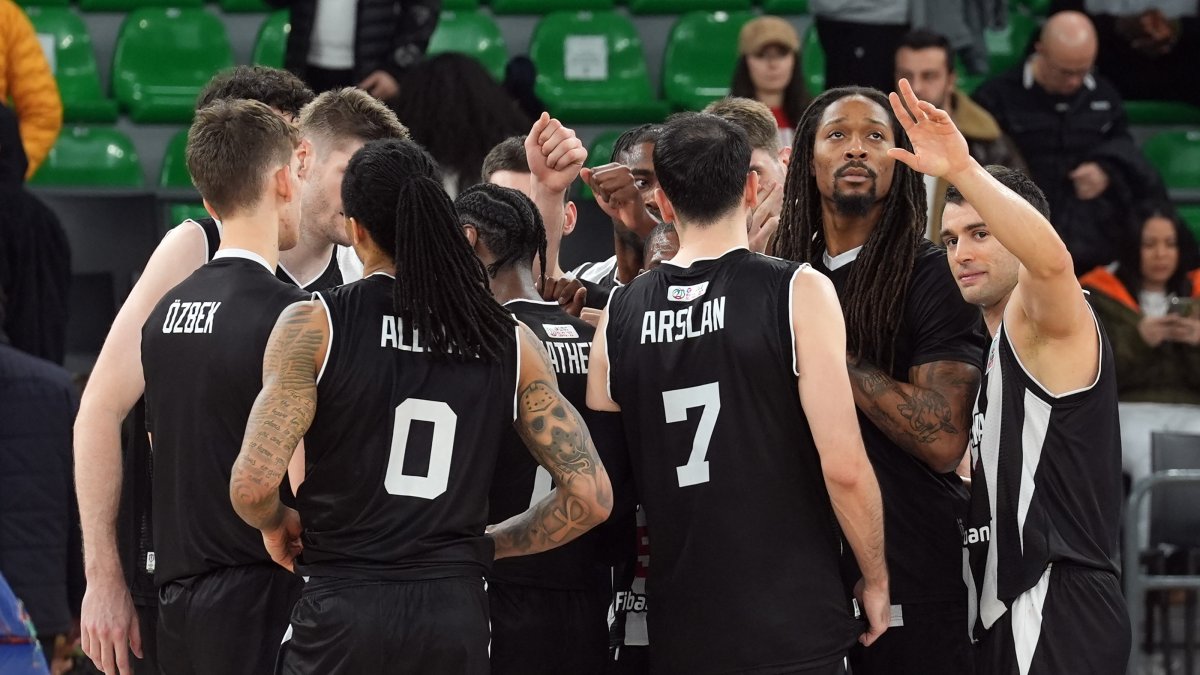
{"left": 1168, "top": 296, "right": 1196, "bottom": 318}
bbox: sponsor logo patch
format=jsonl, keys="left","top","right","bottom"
{"left": 667, "top": 282, "right": 709, "bottom": 303}
{"left": 544, "top": 323, "right": 580, "bottom": 339}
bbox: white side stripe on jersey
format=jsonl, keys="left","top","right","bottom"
{"left": 512, "top": 323, "right": 521, "bottom": 423}
{"left": 979, "top": 331, "right": 1006, "bottom": 630}
{"left": 1016, "top": 390, "right": 1051, "bottom": 555}
{"left": 1012, "top": 566, "right": 1052, "bottom": 675}
{"left": 315, "top": 292, "right": 334, "bottom": 385}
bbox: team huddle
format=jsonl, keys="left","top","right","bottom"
{"left": 73, "top": 65, "right": 1130, "bottom": 675}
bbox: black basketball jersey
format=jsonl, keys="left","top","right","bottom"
{"left": 965, "top": 313, "right": 1122, "bottom": 638}
{"left": 193, "top": 217, "right": 354, "bottom": 292}
{"left": 605, "top": 248, "right": 858, "bottom": 674}
{"left": 487, "top": 299, "right": 622, "bottom": 591}
{"left": 141, "top": 251, "right": 309, "bottom": 585}
{"left": 295, "top": 273, "right": 520, "bottom": 581}
{"left": 573, "top": 256, "right": 622, "bottom": 310}
{"left": 814, "top": 239, "right": 983, "bottom": 606}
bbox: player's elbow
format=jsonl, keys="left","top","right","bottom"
{"left": 566, "top": 465, "right": 614, "bottom": 527}
{"left": 1028, "top": 247, "right": 1074, "bottom": 281}
{"left": 820, "top": 448, "right": 872, "bottom": 493}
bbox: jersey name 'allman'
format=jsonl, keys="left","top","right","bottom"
{"left": 379, "top": 315, "right": 434, "bottom": 353}
{"left": 160, "top": 300, "right": 222, "bottom": 334}
{"left": 639, "top": 296, "right": 726, "bottom": 345}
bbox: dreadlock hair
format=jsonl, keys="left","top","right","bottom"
{"left": 390, "top": 54, "right": 532, "bottom": 190}
{"left": 342, "top": 139, "right": 516, "bottom": 362}
{"left": 774, "top": 86, "right": 926, "bottom": 372}
{"left": 455, "top": 183, "right": 547, "bottom": 286}
{"left": 611, "top": 124, "right": 665, "bottom": 163}
{"left": 196, "top": 66, "right": 315, "bottom": 118}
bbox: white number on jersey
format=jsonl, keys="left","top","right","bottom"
{"left": 384, "top": 398, "right": 457, "bottom": 499}
{"left": 662, "top": 382, "right": 721, "bottom": 487}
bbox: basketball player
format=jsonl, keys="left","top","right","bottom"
{"left": 773, "top": 85, "right": 984, "bottom": 674}
{"left": 457, "top": 182, "right": 625, "bottom": 675}
{"left": 574, "top": 124, "right": 664, "bottom": 310}
{"left": 588, "top": 113, "right": 889, "bottom": 675}
{"left": 75, "top": 66, "right": 315, "bottom": 675}
{"left": 229, "top": 139, "right": 613, "bottom": 674}
{"left": 890, "top": 76, "right": 1129, "bottom": 673}
{"left": 140, "top": 99, "right": 308, "bottom": 674}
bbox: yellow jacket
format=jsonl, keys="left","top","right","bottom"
{"left": 1, "top": 0, "right": 62, "bottom": 178}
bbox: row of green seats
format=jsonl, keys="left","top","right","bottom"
{"left": 17, "top": 0, "right": 808, "bottom": 16}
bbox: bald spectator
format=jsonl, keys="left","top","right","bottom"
{"left": 0, "top": 0, "right": 62, "bottom": 179}
{"left": 894, "top": 29, "right": 1026, "bottom": 239}
{"left": 974, "top": 10, "right": 1166, "bottom": 274}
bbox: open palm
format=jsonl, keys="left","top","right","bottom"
{"left": 886, "top": 78, "right": 973, "bottom": 179}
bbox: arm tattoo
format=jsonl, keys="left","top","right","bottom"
{"left": 230, "top": 302, "right": 323, "bottom": 530}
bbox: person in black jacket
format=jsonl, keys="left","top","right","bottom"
{"left": 266, "top": 0, "right": 440, "bottom": 98}
{"left": 973, "top": 10, "right": 1167, "bottom": 274}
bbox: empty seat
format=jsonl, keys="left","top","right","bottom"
{"left": 28, "top": 126, "right": 143, "bottom": 187}
{"left": 985, "top": 11, "right": 1036, "bottom": 76}
{"left": 529, "top": 11, "right": 669, "bottom": 124}
{"left": 493, "top": 0, "right": 612, "bottom": 16}
{"left": 760, "top": 0, "right": 808, "bottom": 13}
{"left": 220, "top": 0, "right": 269, "bottom": 13}
{"left": 159, "top": 128, "right": 191, "bottom": 188}
{"left": 252, "top": 10, "right": 290, "bottom": 69}
{"left": 24, "top": 6, "right": 118, "bottom": 123}
{"left": 1125, "top": 100, "right": 1200, "bottom": 126}
{"left": 81, "top": 0, "right": 201, "bottom": 14}
{"left": 426, "top": 11, "right": 508, "bottom": 82}
{"left": 111, "top": 8, "right": 235, "bottom": 124}
{"left": 577, "top": 128, "right": 623, "bottom": 201}
{"left": 1143, "top": 130, "right": 1200, "bottom": 189}
{"left": 628, "top": 0, "right": 749, "bottom": 16}
{"left": 662, "top": 11, "right": 753, "bottom": 111}
{"left": 801, "top": 21, "right": 824, "bottom": 96}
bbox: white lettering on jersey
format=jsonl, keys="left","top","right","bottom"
{"left": 639, "top": 296, "right": 725, "bottom": 344}
{"left": 161, "top": 300, "right": 221, "bottom": 334}
{"left": 380, "top": 316, "right": 428, "bottom": 353}
{"left": 667, "top": 281, "right": 709, "bottom": 303}
{"left": 543, "top": 323, "right": 580, "bottom": 339}
{"left": 963, "top": 525, "right": 990, "bottom": 545}
{"left": 542, "top": 341, "right": 590, "bottom": 375}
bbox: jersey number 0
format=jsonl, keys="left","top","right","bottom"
{"left": 384, "top": 398, "right": 456, "bottom": 499}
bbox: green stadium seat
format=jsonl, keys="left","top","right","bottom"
{"left": 220, "top": 0, "right": 269, "bottom": 13}
{"left": 577, "top": 129, "right": 623, "bottom": 201}
{"left": 1143, "top": 130, "right": 1200, "bottom": 189}
{"left": 159, "top": 128, "right": 191, "bottom": 188}
{"left": 985, "top": 12, "right": 1036, "bottom": 76}
{"left": 81, "top": 0, "right": 201, "bottom": 14}
{"left": 426, "top": 11, "right": 508, "bottom": 82}
{"left": 801, "top": 22, "right": 824, "bottom": 97}
{"left": 15, "top": 0, "right": 69, "bottom": 10}
{"left": 25, "top": 7, "right": 118, "bottom": 123}
{"left": 1125, "top": 100, "right": 1200, "bottom": 126}
{"left": 761, "top": 0, "right": 807, "bottom": 13}
{"left": 1178, "top": 204, "right": 1200, "bottom": 243}
{"left": 112, "top": 8, "right": 235, "bottom": 124}
{"left": 1015, "top": 0, "right": 1050, "bottom": 16}
{"left": 530, "top": 11, "right": 670, "bottom": 124}
{"left": 252, "top": 10, "right": 290, "bottom": 69}
{"left": 493, "top": 0, "right": 612, "bottom": 15}
{"left": 170, "top": 203, "right": 209, "bottom": 226}
{"left": 28, "top": 126, "right": 143, "bottom": 187}
{"left": 441, "top": 0, "right": 479, "bottom": 10}
{"left": 662, "top": 11, "right": 753, "bottom": 111}
{"left": 628, "top": 0, "right": 749, "bottom": 16}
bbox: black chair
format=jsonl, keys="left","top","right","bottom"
{"left": 1145, "top": 431, "right": 1200, "bottom": 672}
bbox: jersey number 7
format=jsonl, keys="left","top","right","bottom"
{"left": 663, "top": 382, "right": 721, "bottom": 487}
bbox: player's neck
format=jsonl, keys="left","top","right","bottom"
{"left": 358, "top": 245, "right": 395, "bottom": 278}
{"left": 489, "top": 268, "right": 541, "bottom": 305}
{"left": 218, "top": 210, "right": 281, "bottom": 269}
{"left": 279, "top": 225, "right": 335, "bottom": 282}
{"left": 983, "top": 294, "right": 1012, "bottom": 337}
{"left": 820, "top": 201, "right": 882, "bottom": 256}
{"left": 669, "top": 214, "right": 748, "bottom": 267}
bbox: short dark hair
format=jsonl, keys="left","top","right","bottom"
{"left": 945, "top": 165, "right": 1050, "bottom": 219}
{"left": 481, "top": 136, "right": 528, "bottom": 182}
{"left": 612, "top": 124, "right": 664, "bottom": 164}
{"left": 299, "top": 87, "right": 410, "bottom": 155}
{"left": 896, "top": 29, "right": 955, "bottom": 73}
{"left": 653, "top": 113, "right": 751, "bottom": 225}
{"left": 186, "top": 99, "right": 301, "bottom": 219}
{"left": 195, "top": 66, "right": 315, "bottom": 117}
{"left": 703, "top": 97, "right": 781, "bottom": 153}
{"left": 456, "top": 183, "right": 547, "bottom": 283}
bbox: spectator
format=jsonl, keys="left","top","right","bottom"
{"left": 894, "top": 29, "right": 1026, "bottom": 239}
{"left": 265, "top": 0, "right": 439, "bottom": 97}
{"left": 391, "top": 54, "right": 531, "bottom": 197}
{"left": 0, "top": 104, "right": 70, "bottom": 364}
{"left": 730, "top": 17, "right": 809, "bottom": 148}
{"left": 0, "top": 0, "right": 62, "bottom": 179}
{"left": 974, "top": 10, "right": 1167, "bottom": 274}
{"left": 0, "top": 289, "right": 83, "bottom": 674}
{"left": 812, "top": 0, "right": 909, "bottom": 92}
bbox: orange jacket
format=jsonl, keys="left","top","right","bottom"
{"left": 1079, "top": 266, "right": 1200, "bottom": 312}
{"left": 1, "top": 0, "right": 62, "bottom": 178}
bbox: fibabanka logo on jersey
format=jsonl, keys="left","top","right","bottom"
{"left": 667, "top": 282, "right": 709, "bottom": 303}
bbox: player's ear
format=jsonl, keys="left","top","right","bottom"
{"left": 653, "top": 188, "right": 676, "bottom": 226}
{"left": 296, "top": 138, "right": 314, "bottom": 180}
{"left": 201, "top": 198, "right": 219, "bottom": 222}
{"left": 778, "top": 145, "right": 792, "bottom": 167}
{"left": 744, "top": 170, "right": 760, "bottom": 209}
{"left": 461, "top": 222, "right": 478, "bottom": 248}
{"left": 344, "top": 215, "right": 359, "bottom": 247}
{"left": 562, "top": 201, "right": 578, "bottom": 237}
{"left": 273, "top": 163, "right": 293, "bottom": 202}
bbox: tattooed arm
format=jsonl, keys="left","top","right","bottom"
{"left": 489, "top": 324, "right": 614, "bottom": 559}
{"left": 230, "top": 300, "right": 328, "bottom": 570}
{"left": 846, "top": 358, "right": 980, "bottom": 473}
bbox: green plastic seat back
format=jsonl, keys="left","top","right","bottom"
{"left": 801, "top": 22, "right": 824, "bottom": 97}
{"left": 220, "top": 0, "right": 269, "bottom": 13}
{"left": 1125, "top": 100, "right": 1200, "bottom": 126}
{"left": 628, "top": 0, "right": 749, "bottom": 16}
{"left": 112, "top": 8, "right": 235, "bottom": 123}
{"left": 441, "top": 0, "right": 479, "bottom": 10}
{"left": 426, "top": 11, "right": 508, "bottom": 82}
{"left": 493, "top": 0, "right": 612, "bottom": 16}
{"left": 530, "top": 12, "right": 657, "bottom": 112}
{"left": 1143, "top": 130, "right": 1200, "bottom": 189}
{"left": 81, "top": 0, "right": 201, "bottom": 15}
{"left": 1177, "top": 204, "right": 1200, "bottom": 243}
{"left": 15, "top": 0, "right": 69, "bottom": 9}
{"left": 986, "top": 12, "right": 1036, "bottom": 75}
{"left": 29, "top": 126, "right": 143, "bottom": 187}
{"left": 25, "top": 7, "right": 117, "bottom": 122}
{"left": 159, "top": 129, "right": 192, "bottom": 188}
{"left": 170, "top": 203, "right": 210, "bottom": 227}
{"left": 760, "top": 0, "right": 807, "bottom": 13}
{"left": 252, "top": 10, "right": 291, "bottom": 69}
{"left": 663, "top": 11, "right": 754, "bottom": 111}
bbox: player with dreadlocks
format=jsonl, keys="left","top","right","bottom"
{"left": 229, "top": 138, "right": 613, "bottom": 674}
{"left": 457, "top": 183, "right": 627, "bottom": 675}
{"left": 774, "top": 85, "right": 985, "bottom": 675}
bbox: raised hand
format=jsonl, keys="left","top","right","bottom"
{"left": 581, "top": 163, "right": 658, "bottom": 238}
{"left": 526, "top": 112, "right": 588, "bottom": 194}
{"left": 748, "top": 177, "right": 783, "bottom": 254}
{"left": 886, "top": 78, "right": 973, "bottom": 180}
